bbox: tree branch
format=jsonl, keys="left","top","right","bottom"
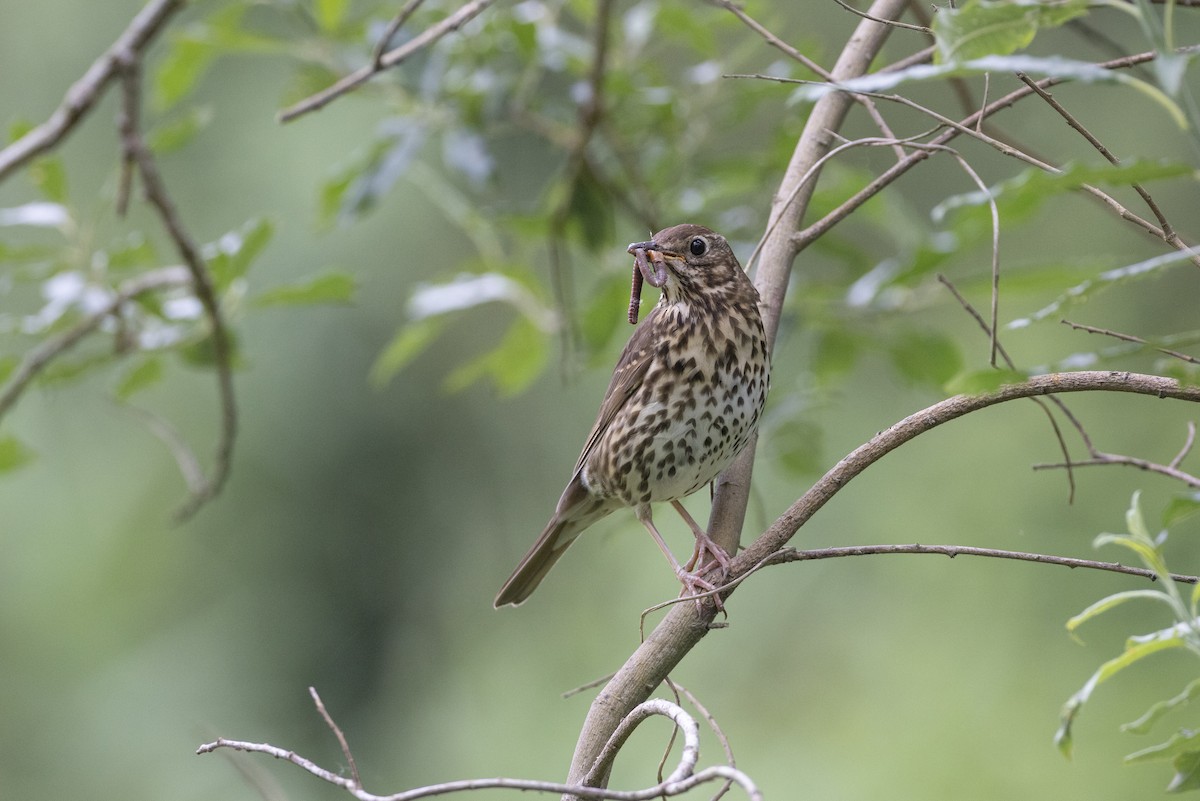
{"left": 0, "top": 267, "right": 191, "bottom": 420}
{"left": 198, "top": 694, "right": 762, "bottom": 801}
{"left": 116, "top": 58, "right": 238, "bottom": 521}
{"left": 768, "top": 543, "right": 1200, "bottom": 585}
{"left": 564, "top": 1, "right": 911, "bottom": 795}
{"left": 0, "top": 0, "right": 185, "bottom": 182}
{"left": 278, "top": 0, "right": 496, "bottom": 123}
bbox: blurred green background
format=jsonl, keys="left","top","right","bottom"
{"left": 2, "top": 1, "right": 1199, "bottom": 799}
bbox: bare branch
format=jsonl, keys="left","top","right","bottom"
{"left": 198, "top": 697, "right": 762, "bottom": 801}
{"left": 1062, "top": 319, "right": 1200, "bottom": 365}
{"left": 0, "top": 0, "right": 184, "bottom": 182}
{"left": 310, "top": 687, "right": 361, "bottom": 790}
{"left": 767, "top": 543, "right": 1200, "bottom": 585}
{"left": 833, "top": 0, "right": 931, "bottom": 32}
{"left": 116, "top": 60, "right": 238, "bottom": 520}
{"left": 372, "top": 0, "right": 427, "bottom": 68}
{"left": 279, "top": 0, "right": 496, "bottom": 123}
{"left": 0, "top": 267, "right": 190, "bottom": 421}
{"left": 1015, "top": 72, "right": 1186, "bottom": 250}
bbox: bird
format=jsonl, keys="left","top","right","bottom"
{"left": 493, "top": 224, "right": 769, "bottom": 608}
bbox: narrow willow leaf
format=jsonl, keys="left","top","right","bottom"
{"left": 115, "top": 356, "right": 165, "bottom": 401}
{"left": 1125, "top": 728, "right": 1200, "bottom": 764}
{"left": 370, "top": 317, "right": 445, "bottom": 388}
{"left": 148, "top": 106, "right": 214, "bottom": 153}
{"left": 1066, "top": 589, "right": 1175, "bottom": 633}
{"left": 1057, "top": 635, "right": 1188, "bottom": 756}
{"left": 1167, "top": 750, "right": 1200, "bottom": 793}
{"left": 1122, "top": 678, "right": 1200, "bottom": 734}
{"left": 443, "top": 316, "right": 548, "bottom": 396}
{"left": 253, "top": 272, "right": 356, "bottom": 307}
{"left": 1009, "top": 247, "right": 1200, "bottom": 328}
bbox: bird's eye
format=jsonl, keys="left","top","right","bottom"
{"left": 689, "top": 238, "right": 706, "bottom": 256}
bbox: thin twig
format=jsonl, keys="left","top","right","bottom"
{"left": 1015, "top": 72, "right": 1183, "bottom": 248}
{"left": 198, "top": 698, "right": 763, "bottom": 801}
{"left": 936, "top": 273, "right": 1079, "bottom": 502}
{"left": 117, "top": 60, "right": 238, "bottom": 520}
{"left": 372, "top": 0, "right": 427, "bottom": 68}
{"left": 0, "top": 0, "right": 185, "bottom": 181}
{"left": 1062, "top": 319, "right": 1200, "bottom": 365}
{"left": 768, "top": 543, "right": 1199, "bottom": 584}
{"left": 279, "top": 0, "right": 496, "bottom": 122}
{"left": 833, "top": 0, "right": 931, "bottom": 32}
{"left": 1171, "top": 421, "right": 1197, "bottom": 470}
{"left": 0, "top": 267, "right": 190, "bottom": 420}
{"left": 309, "top": 687, "right": 361, "bottom": 790}
{"left": 713, "top": 0, "right": 907, "bottom": 159}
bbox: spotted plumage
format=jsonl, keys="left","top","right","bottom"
{"left": 494, "top": 224, "right": 769, "bottom": 608}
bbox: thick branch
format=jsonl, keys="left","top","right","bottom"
{"left": 0, "top": 0, "right": 185, "bottom": 182}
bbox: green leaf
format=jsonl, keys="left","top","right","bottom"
{"left": 370, "top": 317, "right": 445, "bottom": 388}
{"left": 788, "top": 55, "right": 1188, "bottom": 128}
{"left": 1057, "top": 634, "right": 1188, "bottom": 757}
{"left": 114, "top": 356, "right": 164, "bottom": 401}
{"left": 933, "top": 0, "right": 1090, "bottom": 63}
{"left": 0, "top": 435, "right": 34, "bottom": 472}
{"left": 106, "top": 234, "right": 158, "bottom": 271}
{"left": 154, "top": 37, "right": 216, "bottom": 111}
{"left": 1168, "top": 750, "right": 1200, "bottom": 793}
{"left": 1126, "top": 728, "right": 1200, "bottom": 764}
{"left": 944, "top": 367, "right": 1027, "bottom": 395}
{"left": 253, "top": 272, "right": 356, "bottom": 307}
{"left": 1122, "top": 678, "right": 1200, "bottom": 735}
{"left": 315, "top": 0, "right": 349, "bottom": 32}
{"left": 1066, "top": 589, "right": 1174, "bottom": 634}
{"left": 1163, "top": 493, "right": 1200, "bottom": 528}
{"left": 178, "top": 330, "right": 240, "bottom": 369}
{"left": 29, "top": 155, "right": 67, "bottom": 203}
{"left": 148, "top": 106, "right": 213, "bottom": 153}
{"left": 444, "top": 316, "right": 548, "bottom": 396}
{"left": 888, "top": 330, "right": 963, "bottom": 388}
{"left": 1009, "top": 247, "right": 1200, "bottom": 329}
{"left": 206, "top": 218, "right": 274, "bottom": 290}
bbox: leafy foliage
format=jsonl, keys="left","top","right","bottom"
{"left": 1057, "top": 493, "right": 1200, "bottom": 792}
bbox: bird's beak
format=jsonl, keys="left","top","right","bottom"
{"left": 627, "top": 239, "right": 657, "bottom": 254}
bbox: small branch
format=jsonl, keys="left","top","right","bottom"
{"left": 1033, "top": 450, "right": 1200, "bottom": 490}
{"left": 279, "top": 0, "right": 496, "bottom": 122}
{"left": 0, "top": 267, "right": 191, "bottom": 421}
{"left": 0, "top": 0, "right": 184, "bottom": 182}
{"left": 768, "top": 543, "right": 1200, "bottom": 584}
{"left": 1062, "top": 319, "right": 1200, "bottom": 365}
{"left": 198, "top": 696, "right": 762, "bottom": 801}
{"left": 833, "top": 0, "right": 931, "bottom": 32}
{"left": 116, "top": 60, "right": 238, "bottom": 520}
{"left": 1015, "top": 72, "right": 1185, "bottom": 250}
{"left": 1171, "top": 421, "right": 1196, "bottom": 470}
{"left": 310, "top": 687, "right": 361, "bottom": 790}
{"left": 713, "top": 0, "right": 907, "bottom": 159}
{"left": 372, "top": 0, "right": 427, "bottom": 69}
{"left": 937, "top": 274, "right": 1079, "bottom": 501}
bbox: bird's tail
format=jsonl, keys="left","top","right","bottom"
{"left": 493, "top": 514, "right": 579, "bottom": 608}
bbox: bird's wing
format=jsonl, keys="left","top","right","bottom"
{"left": 572, "top": 306, "right": 661, "bottom": 474}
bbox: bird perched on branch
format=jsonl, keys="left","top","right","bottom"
{"left": 494, "top": 224, "right": 769, "bottom": 608}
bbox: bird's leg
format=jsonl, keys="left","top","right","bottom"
{"left": 670, "top": 500, "right": 732, "bottom": 577}
{"left": 635, "top": 505, "right": 721, "bottom": 606}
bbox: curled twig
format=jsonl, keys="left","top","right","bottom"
{"left": 198, "top": 693, "right": 762, "bottom": 801}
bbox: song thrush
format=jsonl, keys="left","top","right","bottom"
{"left": 493, "top": 224, "right": 769, "bottom": 608}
